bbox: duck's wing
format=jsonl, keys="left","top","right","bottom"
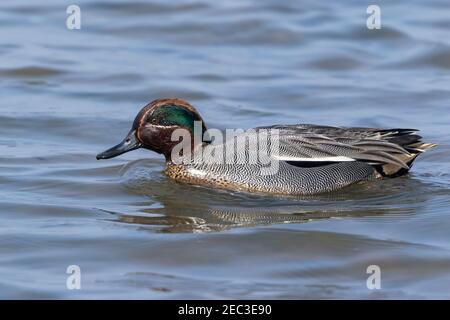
{"left": 255, "top": 124, "right": 436, "bottom": 175}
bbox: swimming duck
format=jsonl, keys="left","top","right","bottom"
{"left": 96, "top": 98, "right": 436, "bottom": 195}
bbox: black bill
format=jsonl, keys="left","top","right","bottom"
{"left": 96, "top": 130, "right": 141, "bottom": 160}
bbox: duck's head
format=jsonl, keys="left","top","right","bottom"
{"left": 96, "top": 98, "right": 207, "bottom": 161}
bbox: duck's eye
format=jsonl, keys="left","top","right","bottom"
{"left": 125, "top": 138, "right": 131, "bottom": 144}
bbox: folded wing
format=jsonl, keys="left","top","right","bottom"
{"left": 255, "top": 124, "right": 436, "bottom": 176}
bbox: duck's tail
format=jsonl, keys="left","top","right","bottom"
{"left": 374, "top": 129, "right": 437, "bottom": 177}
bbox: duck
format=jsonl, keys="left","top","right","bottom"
{"left": 96, "top": 98, "right": 436, "bottom": 195}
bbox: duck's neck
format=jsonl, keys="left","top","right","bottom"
{"left": 162, "top": 125, "right": 209, "bottom": 163}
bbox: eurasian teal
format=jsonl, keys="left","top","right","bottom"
{"left": 97, "top": 98, "right": 436, "bottom": 195}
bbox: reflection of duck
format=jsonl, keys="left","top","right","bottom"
{"left": 112, "top": 207, "right": 399, "bottom": 233}
{"left": 106, "top": 191, "right": 414, "bottom": 233}
{"left": 101, "top": 159, "right": 430, "bottom": 233}
{"left": 97, "top": 98, "right": 436, "bottom": 195}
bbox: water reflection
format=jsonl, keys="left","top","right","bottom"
{"left": 106, "top": 159, "right": 430, "bottom": 233}
{"left": 112, "top": 206, "right": 409, "bottom": 233}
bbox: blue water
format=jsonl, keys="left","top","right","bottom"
{"left": 0, "top": 0, "right": 449, "bottom": 298}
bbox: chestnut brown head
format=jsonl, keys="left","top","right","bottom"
{"left": 96, "top": 98, "right": 207, "bottom": 161}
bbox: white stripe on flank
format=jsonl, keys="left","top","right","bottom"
{"left": 272, "top": 155, "right": 356, "bottom": 162}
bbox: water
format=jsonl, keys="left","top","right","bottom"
{"left": 1, "top": 0, "right": 450, "bottom": 299}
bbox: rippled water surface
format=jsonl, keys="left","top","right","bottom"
{"left": 1, "top": 0, "right": 450, "bottom": 299}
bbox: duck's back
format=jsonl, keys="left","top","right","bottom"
{"left": 165, "top": 124, "right": 436, "bottom": 195}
